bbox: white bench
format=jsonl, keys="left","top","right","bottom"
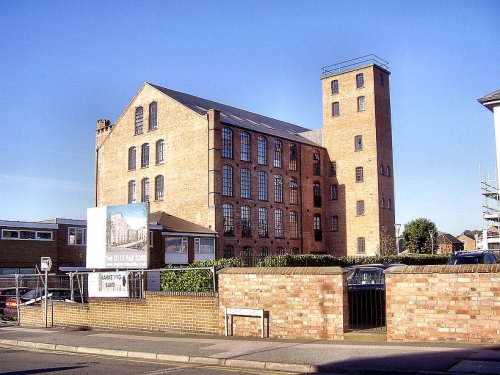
{"left": 224, "top": 307, "right": 267, "bottom": 338}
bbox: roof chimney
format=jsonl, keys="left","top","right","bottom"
{"left": 96, "top": 119, "right": 111, "bottom": 130}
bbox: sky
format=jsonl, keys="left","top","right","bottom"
{"left": 0, "top": 0, "right": 499, "bottom": 235}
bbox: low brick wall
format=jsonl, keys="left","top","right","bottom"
{"left": 386, "top": 264, "right": 500, "bottom": 344}
{"left": 218, "top": 267, "right": 347, "bottom": 340}
{"left": 20, "top": 292, "right": 220, "bottom": 335}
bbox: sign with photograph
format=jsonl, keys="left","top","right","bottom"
{"left": 88, "top": 271, "right": 129, "bottom": 297}
{"left": 87, "top": 202, "right": 149, "bottom": 269}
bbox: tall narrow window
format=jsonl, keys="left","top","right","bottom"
{"left": 241, "top": 206, "right": 251, "bottom": 236}
{"left": 141, "top": 143, "right": 149, "bottom": 168}
{"left": 128, "top": 147, "right": 136, "bottom": 170}
{"left": 356, "top": 73, "right": 364, "bottom": 88}
{"left": 332, "top": 102, "right": 340, "bottom": 117}
{"left": 128, "top": 180, "right": 136, "bottom": 203}
{"left": 258, "top": 208, "right": 268, "bottom": 237}
{"left": 314, "top": 214, "right": 322, "bottom": 242}
{"left": 141, "top": 178, "right": 150, "bottom": 202}
{"left": 381, "top": 197, "right": 385, "bottom": 208}
{"left": 330, "top": 184, "right": 338, "bottom": 200}
{"left": 258, "top": 171, "right": 268, "bottom": 201}
{"left": 223, "top": 245, "right": 235, "bottom": 258}
{"left": 355, "top": 135, "right": 363, "bottom": 151}
{"left": 330, "top": 161, "right": 337, "bottom": 177}
{"left": 274, "top": 209, "right": 284, "bottom": 238}
{"left": 331, "top": 79, "right": 339, "bottom": 94}
{"left": 386, "top": 165, "right": 391, "bottom": 176}
{"left": 156, "top": 139, "right": 165, "bottom": 164}
{"left": 258, "top": 136, "right": 267, "bottom": 165}
{"left": 355, "top": 167, "right": 364, "bottom": 183}
{"left": 240, "top": 168, "right": 251, "bottom": 199}
{"left": 313, "top": 181, "right": 321, "bottom": 208}
{"left": 289, "top": 143, "right": 298, "bottom": 171}
{"left": 387, "top": 198, "right": 392, "bottom": 209}
{"left": 276, "top": 247, "right": 285, "bottom": 256}
{"left": 222, "top": 127, "right": 233, "bottom": 159}
{"left": 259, "top": 246, "right": 269, "bottom": 258}
{"left": 222, "top": 204, "right": 234, "bottom": 235}
{"left": 313, "top": 150, "right": 321, "bottom": 176}
{"left": 289, "top": 177, "right": 298, "bottom": 205}
{"left": 380, "top": 164, "right": 384, "bottom": 175}
{"left": 155, "top": 175, "right": 164, "bottom": 201}
{"left": 357, "top": 96, "right": 366, "bottom": 112}
{"left": 356, "top": 200, "right": 365, "bottom": 216}
{"left": 241, "top": 247, "right": 253, "bottom": 267}
{"left": 331, "top": 216, "right": 339, "bottom": 232}
{"left": 292, "top": 247, "right": 301, "bottom": 255}
{"left": 240, "top": 132, "right": 251, "bottom": 162}
{"left": 357, "top": 237, "right": 366, "bottom": 253}
{"left": 148, "top": 102, "right": 157, "bottom": 131}
{"left": 274, "top": 174, "right": 283, "bottom": 203}
{"left": 135, "top": 107, "right": 143, "bottom": 135}
{"left": 290, "top": 211, "right": 299, "bottom": 238}
{"left": 222, "top": 165, "right": 233, "bottom": 196}
{"left": 274, "top": 139, "right": 283, "bottom": 168}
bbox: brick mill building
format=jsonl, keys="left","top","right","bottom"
{"left": 95, "top": 56, "right": 395, "bottom": 261}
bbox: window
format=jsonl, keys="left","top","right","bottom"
{"left": 292, "top": 247, "right": 301, "bottom": 255}
{"left": 386, "top": 165, "right": 391, "bottom": 176}
{"left": 387, "top": 198, "right": 392, "bottom": 209}
{"left": 356, "top": 73, "right": 364, "bottom": 88}
{"left": 222, "top": 165, "right": 233, "bottom": 196}
{"left": 148, "top": 101, "right": 157, "bottom": 131}
{"left": 357, "top": 96, "right": 365, "bottom": 112}
{"left": 332, "top": 102, "right": 340, "bottom": 117}
{"left": 135, "top": 107, "right": 143, "bottom": 135}
{"left": 274, "top": 174, "right": 283, "bottom": 203}
{"left": 276, "top": 247, "right": 285, "bottom": 256}
{"left": 275, "top": 209, "right": 284, "bottom": 237}
{"left": 241, "top": 206, "right": 251, "bottom": 236}
{"left": 290, "top": 211, "right": 299, "bottom": 238}
{"left": 330, "top": 161, "right": 337, "bottom": 177}
{"left": 68, "top": 227, "right": 86, "bottom": 245}
{"left": 128, "top": 180, "right": 136, "bottom": 203}
{"left": 223, "top": 204, "right": 234, "bottom": 235}
{"left": 155, "top": 175, "right": 164, "bottom": 201}
{"left": 165, "top": 237, "right": 188, "bottom": 253}
{"left": 141, "top": 143, "right": 149, "bottom": 168}
{"left": 240, "top": 132, "right": 251, "bottom": 162}
{"left": 194, "top": 238, "right": 215, "bottom": 254}
{"left": 289, "top": 177, "right": 298, "bottom": 205}
{"left": 331, "top": 79, "right": 339, "bottom": 94}
{"left": 381, "top": 197, "right": 385, "bottom": 208}
{"left": 241, "top": 247, "right": 253, "bottom": 267}
{"left": 331, "top": 216, "right": 339, "bottom": 232}
{"left": 240, "top": 168, "right": 251, "bottom": 199}
{"left": 156, "top": 140, "right": 165, "bottom": 164}
{"left": 355, "top": 167, "right": 364, "bottom": 183}
{"left": 141, "top": 178, "right": 150, "bottom": 202}
{"left": 380, "top": 164, "right": 384, "bottom": 175}
{"left": 289, "top": 143, "right": 298, "bottom": 171}
{"left": 313, "top": 150, "right": 321, "bottom": 176}
{"left": 128, "top": 147, "right": 136, "bottom": 170}
{"left": 1, "top": 229, "right": 53, "bottom": 241}
{"left": 313, "top": 181, "right": 322, "bottom": 208}
{"left": 355, "top": 135, "right": 363, "bottom": 151}
{"left": 222, "top": 127, "right": 233, "bottom": 158}
{"left": 356, "top": 200, "right": 365, "bottom": 216}
{"left": 314, "top": 214, "right": 322, "bottom": 241}
{"left": 330, "top": 184, "right": 338, "bottom": 200}
{"left": 258, "top": 136, "right": 267, "bottom": 165}
{"left": 357, "top": 237, "right": 366, "bottom": 253}
{"left": 259, "top": 246, "right": 269, "bottom": 258}
{"left": 274, "top": 139, "right": 283, "bottom": 168}
{"left": 223, "top": 245, "right": 235, "bottom": 258}
{"left": 258, "top": 171, "right": 268, "bottom": 201}
{"left": 258, "top": 208, "right": 268, "bottom": 237}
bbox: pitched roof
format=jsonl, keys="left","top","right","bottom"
{"left": 149, "top": 211, "right": 217, "bottom": 235}
{"left": 148, "top": 83, "right": 322, "bottom": 147}
{"left": 437, "top": 233, "right": 462, "bottom": 244}
{"left": 478, "top": 89, "right": 500, "bottom": 112}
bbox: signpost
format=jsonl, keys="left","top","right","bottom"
{"left": 40, "top": 257, "right": 52, "bottom": 328}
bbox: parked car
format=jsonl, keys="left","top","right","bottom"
{"left": 447, "top": 251, "right": 498, "bottom": 265}
{"left": 346, "top": 264, "right": 406, "bottom": 289}
{"left": 3, "top": 288, "right": 82, "bottom": 320}
{"left": 0, "top": 287, "right": 30, "bottom": 310}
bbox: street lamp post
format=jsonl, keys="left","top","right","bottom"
{"left": 429, "top": 230, "right": 435, "bottom": 255}
{"left": 395, "top": 224, "right": 401, "bottom": 253}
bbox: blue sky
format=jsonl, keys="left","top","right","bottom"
{"left": 0, "top": 0, "right": 499, "bottom": 235}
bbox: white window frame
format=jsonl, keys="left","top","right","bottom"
{"left": 1, "top": 229, "right": 53, "bottom": 241}
{"left": 68, "top": 227, "right": 86, "bottom": 245}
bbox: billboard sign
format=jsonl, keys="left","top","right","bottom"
{"left": 87, "top": 202, "right": 149, "bottom": 269}
{"left": 88, "top": 271, "right": 129, "bottom": 297}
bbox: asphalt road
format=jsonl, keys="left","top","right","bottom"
{"left": 0, "top": 346, "right": 298, "bottom": 375}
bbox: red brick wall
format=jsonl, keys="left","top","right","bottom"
{"left": 386, "top": 265, "right": 500, "bottom": 344}
{"left": 218, "top": 267, "right": 347, "bottom": 339}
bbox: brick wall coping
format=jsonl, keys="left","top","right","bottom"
{"left": 217, "top": 267, "right": 343, "bottom": 275}
{"left": 145, "top": 291, "right": 218, "bottom": 297}
{"left": 385, "top": 264, "right": 500, "bottom": 274}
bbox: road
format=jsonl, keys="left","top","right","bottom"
{"left": 0, "top": 346, "right": 298, "bottom": 375}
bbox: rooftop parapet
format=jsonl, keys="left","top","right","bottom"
{"left": 321, "top": 54, "right": 389, "bottom": 77}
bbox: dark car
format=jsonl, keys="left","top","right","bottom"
{"left": 0, "top": 287, "right": 30, "bottom": 310}
{"left": 346, "top": 263, "right": 406, "bottom": 289}
{"left": 447, "top": 251, "right": 498, "bottom": 265}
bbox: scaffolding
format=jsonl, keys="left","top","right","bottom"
{"left": 481, "top": 178, "right": 500, "bottom": 250}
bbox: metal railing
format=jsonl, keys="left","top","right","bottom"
{"left": 321, "top": 54, "right": 389, "bottom": 76}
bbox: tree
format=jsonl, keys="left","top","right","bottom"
{"left": 402, "top": 218, "right": 438, "bottom": 254}
{"left": 378, "top": 226, "right": 397, "bottom": 256}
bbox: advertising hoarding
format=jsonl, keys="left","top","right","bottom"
{"left": 88, "top": 271, "right": 129, "bottom": 297}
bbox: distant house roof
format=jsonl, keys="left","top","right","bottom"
{"left": 478, "top": 89, "right": 500, "bottom": 112}
{"left": 150, "top": 211, "right": 217, "bottom": 236}
{"left": 148, "top": 83, "right": 322, "bottom": 147}
{"left": 437, "top": 233, "right": 462, "bottom": 244}
{"left": 458, "top": 232, "right": 475, "bottom": 240}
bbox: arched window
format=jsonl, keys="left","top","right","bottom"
{"left": 222, "top": 165, "right": 233, "bottom": 196}
{"left": 240, "top": 132, "right": 251, "bottom": 162}
{"left": 258, "top": 171, "right": 268, "bottom": 201}
{"left": 240, "top": 168, "right": 251, "bottom": 199}
{"left": 241, "top": 246, "right": 253, "bottom": 267}
{"left": 222, "top": 204, "right": 234, "bottom": 235}
{"left": 141, "top": 143, "right": 149, "bottom": 168}
{"left": 148, "top": 101, "right": 157, "bottom": 131}
{"left": 290, "top": 211, "right": 299, "bottom": 238}
{"left": 380, "top": 164, "right": 384, "bottom": 175}
{"left": 314, "top": 214, "right": 322, "bottom": 242}
{"left": 135, "top": 107, "right": 143, "bottom": 134}
{"left": 274, "top": 209, "right": 284, "bottom": 238}
{"left": 241, "top": 206, "right": 251, "bottom": 236}
{"left": 258, "top": 136, "right": 267, "bottom": 165}
{"left": 128, "top": 147, "right": 136, "bottom": 170}
{"left": 156, "top": 139, "right": 165, "bottom": 164}
{"left": 128, "top": 180, "right": 136, "bottom": 203}
{"left": 386, "top": 165, "right": 391, "bottom": 177}
{"left": 258, "top": 208, "right": 268, "bottom": 237}
{"left": 222, "top": 127, "right": 233, "bottom": 158}
{"left": 381, "top": 197, "right": 385, "bottom": 208}
{"left": 313, "top": 181, "right": 321, "bottom": 207}
{"left": 259, "top": 246, "right": 269, "bottom": 258}
{"left": 155, "top": 175, "right": 164, "bottom": 201}
{"left": 289, "top": 177, "right": 298, "bottom": 205}
{"left": 141, "top": 178, "right": 150, "bottom": 202}
{"left": 289, "top": 144, "right": 298, "bottom": 171}
{"left": 274, "top": 174, "right": 283, "bottom": 203}
{"left": 274, "top": 139, "right": 283, "bottom": 168}
{"left": 313, "top": 150, "right": 321, "bottom": 175}
{"left": 276, "top": 247, "right": 285, "bottom": 256}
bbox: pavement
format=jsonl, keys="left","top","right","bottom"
{"left": 0, "top": 324, "right": 499, "bottom": 374}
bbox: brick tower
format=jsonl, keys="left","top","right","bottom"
{"left": 321, "top": 56, "right": 395, "bottom": 256}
